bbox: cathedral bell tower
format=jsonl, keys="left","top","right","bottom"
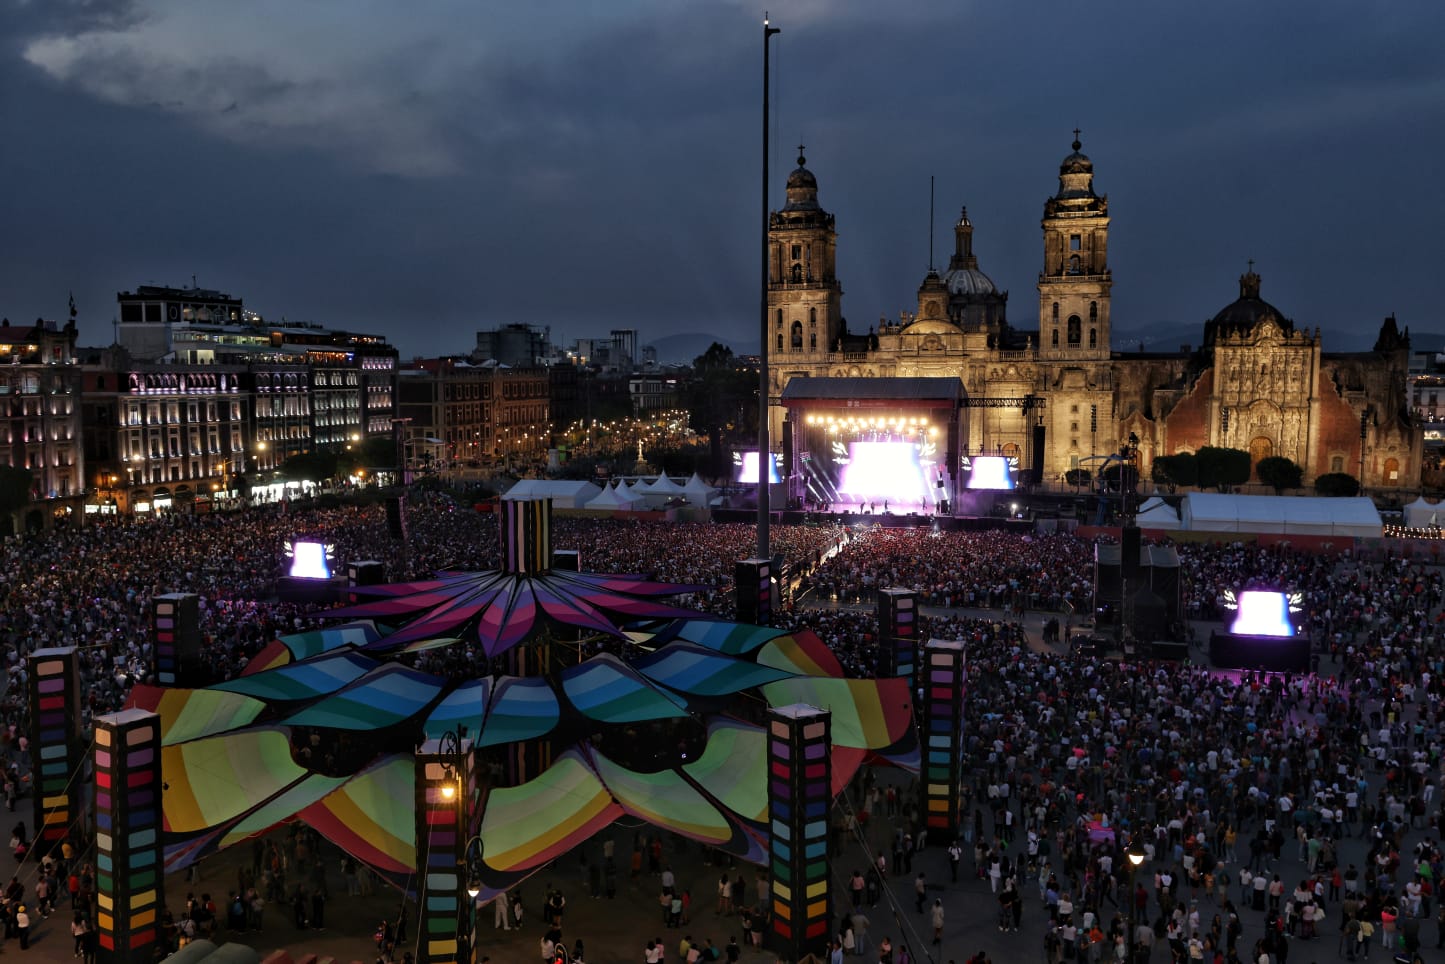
{"left": 768, "top": 147, "right": 843, "bottom": 359}
{"left": 1038, "top": 133, "right": 1112, "bottom": 361}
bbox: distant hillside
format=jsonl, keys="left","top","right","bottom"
{"left": 645, "top": 331, "right": 757, "bottom": 365}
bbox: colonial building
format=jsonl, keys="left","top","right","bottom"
{"left": 0, "top": 317, "right": 85, "bottom": 515}
{"left": 766, "top": 138, "right": 1420, "bottom": 491}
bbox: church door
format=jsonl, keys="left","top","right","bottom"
{"left": 1249, "top": 436, "right": 1274, "bottom": 477}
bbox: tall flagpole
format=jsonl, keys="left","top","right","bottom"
{"left": 758, "top": 13, "right": 780, "bottom": 561}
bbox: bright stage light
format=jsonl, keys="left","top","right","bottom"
{"left": 1230, "top": 590, "right": 1296, "bottom": 637}
{"left": 965, "top": 456, "right": 1015, "bottom": 490}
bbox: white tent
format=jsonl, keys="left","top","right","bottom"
{"left": 618, "top": 480, "right": 649, "bottom": 507}
{"left": 640, "top": 474, "right": 686, "bottom": 507}
{"left": 1135, "top": 497, "right": 1182, "bottom": 530}
{"left": 1404, "top": 496, "right": 1443, "bottom": 529}
{"left": 502, "top": 479, "right": 603, "bottom": 510}
{"left": 1181, "top": 493, "right": 1382, "bottom": 538}
{"left": 585, "top": 481, "right": 629, "bottom": 510}
{"left": 681, "top": 472, "right": 719, "bottom": 507}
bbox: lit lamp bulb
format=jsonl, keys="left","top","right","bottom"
{"left": 441, "top": 783, "right": 456, "bottom": 801}
{"left": 467, "top": 879, "right": 481, "bottom": 899}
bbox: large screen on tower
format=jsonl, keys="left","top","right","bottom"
{"left": 965, "top": 456, "right": 1015, "bottom": 490}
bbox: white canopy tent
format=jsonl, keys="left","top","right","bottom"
{"left": 585, "top": 481, "right": 632, "bottom": 511}
{"left": 1404, "top": 496, "right": 1443, "bottom": 529}
{"left": 681, "top": 472, "right": 719, "bottom": 508}
{"left": 502, "top": 479, "right": 603, "bottom": 510}
{"left": 640, "top": 474, "right": 685, "bottom": 507}
{"left": 1181, "top": 493, "right": 1382, "bottom": 538}
{"left": 1135, "top": 497, "right": 1182, "bottom": 530}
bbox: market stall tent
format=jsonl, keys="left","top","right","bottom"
{"left": 1181, "top": 493, "right": 1382, "bottom": 537}
{"left": 502, "top": 480, "right": 603, "bottom": 510}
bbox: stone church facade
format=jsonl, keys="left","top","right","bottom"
{"left": 766, "top": 140, "right": 1420, "bottom": 490}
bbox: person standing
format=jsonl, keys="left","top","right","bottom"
{"left": 16, "top": 903, "right": 30, "bottom": 949}
{"left": 930, "top": 899, "right": 944, "bottom": 946}
{"left": 947, "top": 843, "right": 962, "bottom": 883}
{"left": 914, "top": 874, "right": 927, "bottom": 914}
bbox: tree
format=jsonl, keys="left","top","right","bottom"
{"left": 1151, "top": 452, "right": 1198, "bottom": 488}
{"left": 1255, "top": 455, "right": 1303, "bottom": 494}
{"left": 1194, "top": 446, "right": 1251, "bottom": 491}
{"left": 0, "top": 466, "right": 33, "bottom": 515}
{"left": 1064, "top": 468, "right": 1091, "bottom": 487}
{"left": 685, "top": 343, "right": 757, "bottom": 478}
{"left": 1315, "top": 472, "right": 1361, "bottom": 497}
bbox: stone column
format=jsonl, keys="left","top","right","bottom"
{"left": 94, "top": 709, "right": 164, "bottom": 964}
{"left": 767, "top": 704, "right": 831, "bottom": 963}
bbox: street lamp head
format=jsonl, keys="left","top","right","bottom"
{"left": 1127, "top": 848, "right": 1144, "bottom": 867}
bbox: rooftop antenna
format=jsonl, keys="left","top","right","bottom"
{"left": 928, "top": 175, "right": 935, "bottom": 271}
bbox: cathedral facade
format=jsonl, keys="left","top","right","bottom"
{"left": 766, "top": 140, "right": 1420, "bottom": 491}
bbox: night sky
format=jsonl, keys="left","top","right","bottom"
{"left": 2, "top": 1, "right": 1441, "bottom": 361}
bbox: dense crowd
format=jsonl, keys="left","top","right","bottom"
{"left": 801, "top": 529, "right": 1094, "bottom": 613}
{"left": 0, "top": 495, "right": 1443, "bottom": 962}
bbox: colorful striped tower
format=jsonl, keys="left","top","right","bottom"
{"left": 94, "top": 708, "right": 164, "bottom": 964}
{"left": 921, "top": 639, "right": 967, "bottom": 837}
{"left": 415, "top": 735, "right": 478, "bottom": 964}
{"left": 767, "top": 704, "right": 831, "bottom": 962}
{"left": 27, "top": 646, "right": 82, "bottom": 852}
{"left": 735, "top": 558, "right": 772, "bottom": 626}
{"left": 501, "top": 498, "right": 551, "bottom": 575}
{"left": 876, "top": 588, "right": 919, "bottom": 688}
{"left": 502, "top": 500, "right": 554, "bottom": 783}
{"left": 151, "top": 593, "right": 200, "bottom": 686}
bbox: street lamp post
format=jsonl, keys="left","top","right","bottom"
{"left": 1126, "top": 844, "right": 1145, "bottom": 964}
{"left": 757, "top": 12, "right": 780, "bottom": 560}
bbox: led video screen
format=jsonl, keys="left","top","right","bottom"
{"left": 965, "top": 455, "right": 1015, "bottom": 490}
{"left": 736, "top": 451, "right": 781, "bottom": 484}
{"left": 838, "top": 441, "right": 927, "bottom": 504}
{"left": 289, "top": 541, "right": 332, "bottom": 580}
{"left": 1230, "top": 590, "right": 1294, "bottom": 637}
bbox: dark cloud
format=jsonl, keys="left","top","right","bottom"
{"left": 0, "top": 0, "right": 1442, "bottom": 358}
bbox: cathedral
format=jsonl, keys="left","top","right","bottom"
{"left": 766, "top": 138, "right": 1420, "bottom": 492}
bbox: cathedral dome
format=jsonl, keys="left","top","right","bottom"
{"left": 1060, "top": 136, "right": 1093, "bottom": 175}
{"left": 1204, "top": 270, "right": 1294, "bottom": 345}
{"left": 782, "top": 146, "right": 820, "bottom": 212}
{"left": 943, "top": 266, "right": 998, "bottom": 297}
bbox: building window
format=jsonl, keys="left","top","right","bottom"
{"left": 810, "top": 332, "right": 817, "bottom": 349}
{"left": 1068, "top": 255, "right": 1081, "bottom": 275}
{"left": 1089, "top": 328, "right": 1097, "bottom": 349}
{"left": 1070, "top": 235, "right": 1081, "bottom": 251}
{"left": 1052, "top": 303, "right": 1059, "bottom": 324}
{"left": 776, "top": 310, "right": 783, "bottom": 329}
{"left": 1330, "top": 455, "right": 1344, "bottom": 473}
{"left": 777, "top": 333, "right": 783, "bottom": 351}
{"left": 791, "top": 264, "right": 803, "bottom": 283}
{"left": 1067, "top": 316, "right": 1081, "bottom": 346}
{"left": 809, "top": 308, "right": 816, "bottom": 327}
{"left": 1051, "top": 329, "right": 1059, "bottom": 348}
{"left": 1089, "top": 302, "right": 1097, "bottom": 325}
{"left": 791, "top": 321, "right": 803, "bottom": 349}
{"left": 791, "top": 245, "right": 801, "bottom": 260}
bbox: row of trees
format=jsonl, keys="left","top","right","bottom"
{"left": 1150, "top": 446, "right": 1360, "bottom": 496}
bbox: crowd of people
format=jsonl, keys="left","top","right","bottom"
{"left": 0, "top": 493, "right": 1442, "bottom": 962}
